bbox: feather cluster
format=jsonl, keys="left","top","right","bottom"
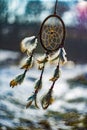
{"left": 21, "top": 36, "right": 37, "bottom": 55}
{"left": 48, "top": 48, "right": 67, "bottom": 64}
{"left": 48, "top": 52, "right": 59, "bottom": 62}
{"left": 58, "top": 48, "right": 67, "bottom": 64}
{"left": 37, "top": 54, "right": 48, "bottom": 64}
{"left": 21, "top": 56, "right": 33, "bottom": 70}
{"left": 10, "top": 70, "right": 26, "bottom": 87}
{"left": 37, "top": 54, "right": 48, "bottom": 70}
{"left": 10, "top": 36, "right": 37, "bottom": 88}
{"left": 41, "top": 89, "right": 54, "bottom": 109}
{"left": 34, "top": 79, "right": 42, "bottom": 91}
{"left": 50, "top": 65, "right": 60, "bottom": 82}
{"left": 10, "top": 31, "right": 67, "bottom": 110}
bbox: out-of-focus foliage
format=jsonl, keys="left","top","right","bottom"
{"left": 0, "top": 0, "right": 47, "bottom": 24}
{"left": 0, "top": 0, "right": 8, "bottom": 23}
{"left": 25, "top": 0, "right": 44, "bottom": 17}
{"left": 1, "top": 0, "right": 87, "bottom": 27}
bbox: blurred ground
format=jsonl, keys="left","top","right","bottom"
{"left": 0, "top": 50, "right": 87, "bottom": 130}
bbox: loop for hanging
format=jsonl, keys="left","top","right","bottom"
{"left": 54, "top": 0, "right": 58, "bottom": 15}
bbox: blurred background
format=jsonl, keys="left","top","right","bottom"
{"left": 0, "top": 0, "right": 87, "bottom": 130}
{"left": 0, "top": 0, "right": 87, "bottom": 62}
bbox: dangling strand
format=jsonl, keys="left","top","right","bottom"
{"left": 41, "top": 47, "right": 67, "bottom": 109}
{"left": 10, "top": 36, "right": 38, "bottom": 87}
{"left": 26, "top": 52, "right": 48, "bottom": 108}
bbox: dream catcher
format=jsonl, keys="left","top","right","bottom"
{"left": 10, "top": 0, "right": 67, "bottom": 109}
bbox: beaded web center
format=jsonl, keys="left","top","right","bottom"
{"left": 41, "top": 17, "right": 63, "bottom": 51}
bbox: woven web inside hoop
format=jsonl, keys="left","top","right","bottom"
{"left": 40, "top": 16, "right": 65, "bottom": 52}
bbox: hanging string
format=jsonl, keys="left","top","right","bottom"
{"left": 54, "top": 0, "right": 58, "bottom": 14}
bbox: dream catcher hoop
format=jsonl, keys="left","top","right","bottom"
{"left": 40, "top": 14, "right": 65, "bottom": 52}
{"left": 10, "top": 0, "right": 67, "bottom": 109}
